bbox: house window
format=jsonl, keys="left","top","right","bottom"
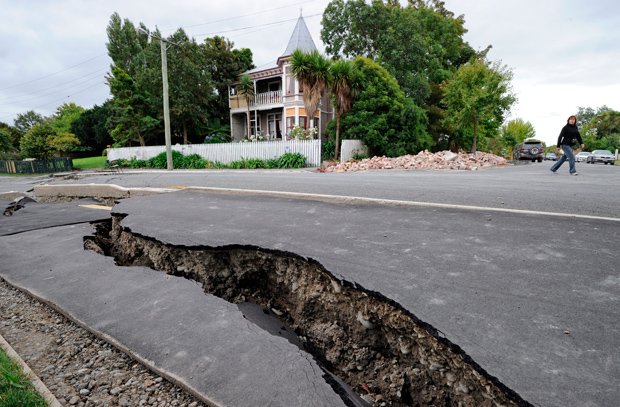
{"left": 250, "top": 112, "right": 261, "bottom": 135}
{"left": 286, "top": 116, "right": 295, "bottom": 134}
{"left": 229, "top": 86, "right": 237, "bottom": 96}
{"left": 299, "top": 116, "right": 307, "bottom": 130}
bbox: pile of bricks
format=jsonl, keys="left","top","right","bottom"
{"left": 322, "top": 150, "right": 508, "bottom": 172}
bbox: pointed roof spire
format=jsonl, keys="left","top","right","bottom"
{"left": 281, "top": 14, "right": 317, "bottom": 58}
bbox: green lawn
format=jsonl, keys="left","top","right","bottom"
{"left": 72, "top": 156, "right": 106, "bottom": 170}
{"left": 0, "top": 348, "right": 47, "bottom": 407}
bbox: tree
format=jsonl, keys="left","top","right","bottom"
{"left": 50, "top": 103, "right": 85, "bottom": 134}
{"left": 202, "top": 36, "right": 254, "bottom": 124}
{"left": 236, "top": 74, "right": 255, "bottom": 137}
{"left": 290, "top": 49, "right": 331, "bottom": 129}
{"left": 500, "top": 118, "right": 536, "bottom": 153}
{"left": 321, "top": 0, "right": 476, "bottom": 145}
{"left": 20, "top": 122, "right": 56, "bottom": 159}
{"left": 0, "top": 122, "right": 21, "bottom": 158}
{"left": 48, "top": 132, "right": 81, "bottom": 156}
{"left": 442, "top": 59, "right": 516, "bottom": 152}
{"left": 13, "top": 111, "right": 45, "bottom": 135}
{"left": 107, "top": 66, "right": 160, "bottom": 146}
{"left": 580, "top": 107, "right": 620, "bottom": 152}
{"left": 328, "top": 56, "right": 431, "bottom": 157}
{"left": 329, "top": 59, "right": 361, "bottom": 159}
{"left": 71, "top": 102, "right": 114, "bottom": 154}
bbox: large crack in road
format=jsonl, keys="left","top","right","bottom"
{"left": 85, "top": 215, "right": 531, "bottom": 407}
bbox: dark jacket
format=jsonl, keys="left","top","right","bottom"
{"left": 557, "top": 124, "right": 583, "bottom": 148}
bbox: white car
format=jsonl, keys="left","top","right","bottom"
{"left": 575, "top": 151, "right": 592, "bottom": 162}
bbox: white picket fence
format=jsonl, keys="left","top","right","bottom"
{"left": 106, "top": 140, "right": 322, "bottom": 167}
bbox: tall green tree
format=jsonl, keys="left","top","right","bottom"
{"left": 442, "top": 59, "right": 515, "bottom": 152}
{"left": 106, "top": 15, "right": 161, "bottom": 146}
{"left": 50, "top": 103, "right": 85, "bottom": 134}
{"left": 321, "top": 0, "right": 476, "bottom": 144}
{"left": 0, "top": 122, "right": 21, "bottom": 158}
{"left": 329, "top": 59, "right": 360, "bottom": 159}
{"left": 20, "top": 122, "right": 56, "bottom": 159}
{"left": 13, "top": 110, "right": 45, "bottom": 135}
{"left": 580, "top": 107, "right": 620, "bottom": 152}
{"left": 71, "top": 102, "right": 114, "bottom": 153}
{"left": 237, "top": 74, "right": 255, "bottom": 137}
{"left": 290, "top": 49, "right": 331, "bottom": 129}
{"left": 166, "top": 29, "right": 213, "bottom": 144}
{"left": 500, "top": 118, "right": 536, "bottom": 150}
{"left": 329, "top": 56, "right": 430, "bottom": 157}
{"left": 107, "top": 66, "right": 160, "bottom": 146}
{"left": 202, "top": 36, "right": 254, "bottom": 124}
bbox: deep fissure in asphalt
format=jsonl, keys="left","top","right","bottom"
{"left": 84, "top": 215, "right": 531, "bottom": 407}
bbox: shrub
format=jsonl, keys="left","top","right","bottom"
{"left": 182, "top": 153, "right": 207, "bottom": 169}
{"left": 277, "top": 152, "right": 306, "bottom": 168}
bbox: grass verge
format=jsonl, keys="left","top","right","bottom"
{"left": 72, "top": 156, "right": 106, "bottom": 170}
{"left": 0, "top": 348, "right": 47, "bottom": 406}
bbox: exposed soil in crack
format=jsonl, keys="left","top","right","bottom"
{"left": 85, "top": 215, "right": 532, "bottom": 407}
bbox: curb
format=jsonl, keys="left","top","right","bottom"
{"left": 0, "top": 332, "right": 63, "bottom": 407}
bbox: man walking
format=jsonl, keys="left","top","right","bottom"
{"left": 550, "top": 115, "right": 584, "bottom": 175}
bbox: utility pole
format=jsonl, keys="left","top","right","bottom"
{"left": 139, "top": 27, "right": 175, "bottom": 170}
{"left": 160, "top": 37, "right": 173, "bottom": 170}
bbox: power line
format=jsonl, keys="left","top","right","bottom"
{"left": 0, "top": 54, "right": 108, "bottom": 92}
{"left": 0, "top": 68, "right": 108, "bottom": 104}
{"left": 194, "top": 13, "right": 321, "bottom": 38}
{"left": 160, "top": 0, "right": 318, "bottom": 33}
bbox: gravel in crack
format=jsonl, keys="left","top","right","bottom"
{"left": 0, "top": 279, "right": 207, "bottom": 407}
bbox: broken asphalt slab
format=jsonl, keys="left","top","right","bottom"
{"left": 110, "top": 191, "right": 619, "bottom": 407}
{"left": 1, "top": 190, "right": 618, "bottom": 406}
{"left": 0, "top": 223, "right": 352, "bottom": 407}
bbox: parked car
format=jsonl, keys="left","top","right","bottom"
{"left": 587, "top": 150, "right": 616, "bottom": 165}
{"left": 513, "top": 140, "right": 545, "bottom": 162}
{"left": 545, "top": 152, "right": 557, "bottom": 161}
{"left": 575, "top": 151, "right": 592, "bottom": 162}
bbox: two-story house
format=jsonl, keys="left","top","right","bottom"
{"left": 228, "top": 15, "right": 333, "bottom": 141}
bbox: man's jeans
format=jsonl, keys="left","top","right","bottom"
{"left": 550, "top": 145, "right": 577, "bottom": 173}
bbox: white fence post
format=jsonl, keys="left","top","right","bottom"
{"left": 106, "top": 140, "right": 322, "bottom": 167}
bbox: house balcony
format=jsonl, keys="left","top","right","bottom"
{"left": 229, "top": 90, "right": 283, "bottom": 111}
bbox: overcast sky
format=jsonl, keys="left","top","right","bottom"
{"left": 1, "top": 0, "right": 618, "bottom": 146}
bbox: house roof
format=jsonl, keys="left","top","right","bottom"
{"left": 281, "top": 14, "right": 317, "bottom": 57}
{"left": 241, "top": 14, "right": 317, "bottom": 78}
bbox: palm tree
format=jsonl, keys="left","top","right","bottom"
{"left": 290, "top": 49, "right": 331, "bottom": 132}
{"left": 329, "top": 59, "right": 359, "bottom": 160}
{"left": 237, "top": 74, "right": 255, "bottom": 138}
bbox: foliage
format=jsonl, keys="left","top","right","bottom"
{"left": 203, "top": 119, "right": 232, "bottom": 143}
{"left": 329, "top": 58, "right": 361, "bottom": 159}
{"left": 202, "top": 36, "right": 254, "bottom": 123}
{"left": 0, "top": 349, "right": 47, "bottom": 407}
{"left": 50, "top": 102, "right": 85, "bottom": 134}
{"left": 107, "top": 66, "right": 160, "bottom": 147}
{"left": 19, "top": 122, "right": 57, "bottom": 159}
{"left": 1, "top": 122, "right": 23, "bottom": 154}
{"left": 47, "top": 132, "right": 81, "bottom": 155}
{"left": 105, "top": 13, "right": 254, "bottom": 147}
{"left": 276, "top": 152, "right": 306, "bottom": 168}
{"left": 442, "top": 59, "right": 516, "bottom": 152}
{"left": 113, "top": 151, "right": 307, "bottom": 169}
{"left": 500, "top": 118, "right": 536, "bottom": 156}
{"left": 321, "top": 0, "right": 477, "bottom": 144}
{"left": 1, "top": 125, "right": 20, "bottom": 160}
{"left": 237, "top": 74, "right": 255, "bottom": 137}
{"left": 326, "top": 57, "right": 431, "bottom": 157}
{"left": 72, "top": 156, "right": 107, "bottom": 169}
{"left": 13, "top": 111, "right": 45, "bottom": 135}
{"left": 71, "top": 102, "right": 114, "bottom": 154}
{"left": 289, "top": 126, "right": 317, "bottom": 140}
{"left": 578, "top": 106, "right": 620, "bottom": 152}
{"left": 290, "top": 49, "right": 331, "bottom": 127}
{"left": 322, "top": 139, "right": 336, "bottom": 161}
